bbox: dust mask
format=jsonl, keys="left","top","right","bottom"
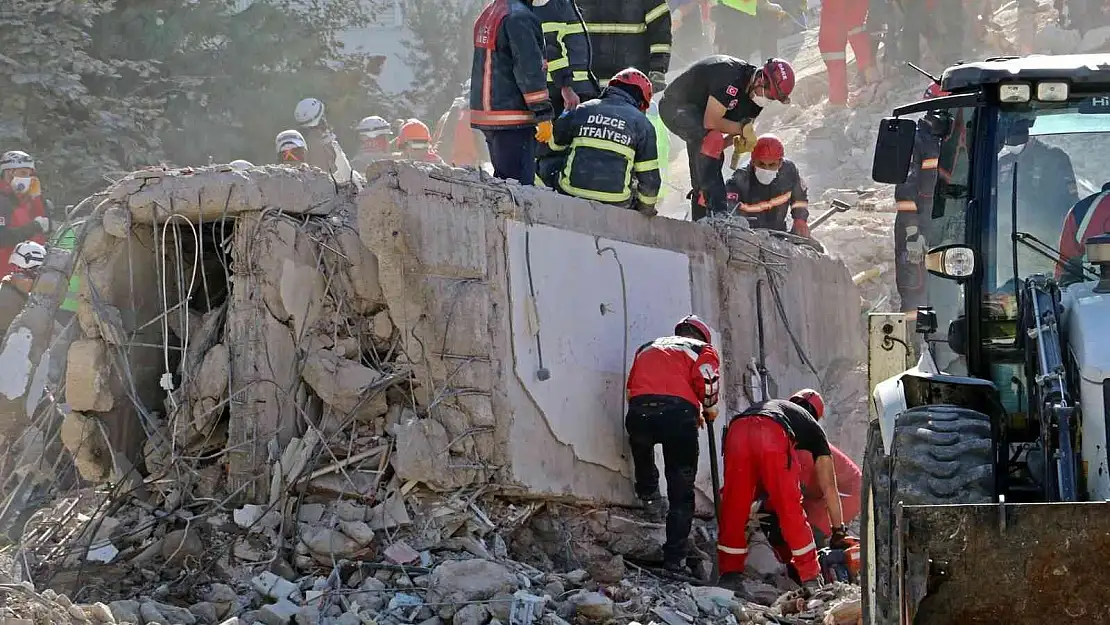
{"left": 751, "top": 94, "right": 773, "bottom": 108}
{"left": 754, "top": 167, "right": 778, "bottom": 185}
{"left": 1000, "top": 143, "right": 1026, "bottom": 157}
{"left": 11, "top": 177, "right": 32, "bottom": 194}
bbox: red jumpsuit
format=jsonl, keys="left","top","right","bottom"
{"left": 796, "top": 445, "right": 861, "bottom": 536}
{"left": 818, "top": 0, "right": 874, "bottom": 105}
{"left": 1057, "top": 189, "right": 1110, "bottom": 280}
{"left": 0, "top": 183, "right": 47, "bottom": 278}
{"left": 718, "top": 399, "right": 829, "bottom": 582}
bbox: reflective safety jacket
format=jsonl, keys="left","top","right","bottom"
{"left": 627, "top": 334, "right": 721, "bottom": 409}
{"left": 893, "top": 117, "right": 940, "bottom": 217}
{"left": 471, "top": 0, "right": 554, "bottom": 130}
{"left": 550, "top": 88, "right": 661, "bottom": 208}
{"left": 571, "top": 0, "right": 672, "bottom": 82}
{"left": 714, "top": 0, "right": 757, "bottom": 15}
{"left": 647, "top": 100, "right": 670, "bottom": 199}
{"left": 434, "top": 97, "right": 490, "bottom": 167}
{"left": 725, "top": 158, "right": 808, "bottom": 228}
{"left": 1058, "top": 189, "right": 1110, "bottom": 280}
{"left": 532, "top": 0, "right": 593, "bottom": 92}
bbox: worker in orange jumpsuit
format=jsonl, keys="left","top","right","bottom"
{"left": 717, "top": 390, "right": 848, "bottom": 594}
{"left": 818, "top": 0, "right": 877, "bottom": 106}
{"left": 397, "top": 120, "right": 447, "bottom": 165}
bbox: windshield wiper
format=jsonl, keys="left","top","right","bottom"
{"left": 1012, "top": 231, "right": 1098, "bottom": 281}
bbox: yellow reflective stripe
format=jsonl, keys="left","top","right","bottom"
{"left": 574, "top": 136, "right": 634, "bottom": 159}
{"left": 559, "top": 137, "right": 636, "bottom": 203}
{"left": 644, "top": 2, "right": 669, "bottom": 24}
{"left": 549, "top": 139, "right": 567, "bottom": 151}
{"left": 638, "top": 193, "right": 659, "bottom": 205}
{"left": 718, "top": 544, "right": 748, "bottom": 555}
{"left": 564, "top": 22, "right": 585, "bottom": 34}
{"left": 572, "top": 71, "right": 592, "bottom": 82}
{"left": 650, "top": 43, "right": 671, "bottom": 54}
{"left": 542, "top": 21, "right": 564, "bottom": 33}
{"left": 634, "top": 159, "right": 659, "bottom": 172}
{"left": 921, "top": 157, "right": 939, "bottom": 170}
{"left": 896, "top": 200, "right": 917, "bottom": 212}
{"left": 547, "top": 57, "right": 570, "bottom": 71}
{"left": 586, "top": 22, "right": 647, "bottom": 34}
{"left": 534, "top": 174, "right": 547, "bottom": 187}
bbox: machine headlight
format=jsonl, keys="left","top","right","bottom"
{"left": 999, "top": 83, "right": 1032, "bottom": 103}
{"left": 925, "top": 244, "right": 976, "bottom": 280}
{"left": 1037, "top": 81, "right": 1069, "bottom": 102}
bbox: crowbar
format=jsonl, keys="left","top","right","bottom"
{"left": 808, "top": 199, "right": 852, "bottom": 231}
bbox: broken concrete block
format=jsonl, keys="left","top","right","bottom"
{"left": 88, "top": 602, "right": 116, "bottom": 623}
{"left": 334, "top": 500, "right": 367, "bottom": 522}
{"left": 101, "top": 204, "right": 132, "bottom": 238}
{"left": 297, "top": 503, "right": 326, "bottom": 525}
{"left": 252, "top": 571, "right": 300, "bottom": 602}
{"left": 390, "top": 418, "right": 476, "bottom": 490}
{"left": 196, "top": 344, "right": 230, "bottom": 400}
{"left": 367, "top": 493, "right": 411, "bottom": 530}
{"left": 141, "top": 600, "right": 197, "bottom": 625}
{"left": 426, "top": 559, "right": 519, "bottom": 619}
{"left": 299, "top": 526, "right": 366, "bottom": 561}
{"left": 108, "top": 600, "right": 141, "bottom": 624}
{"left": 690, "top": 586, "right": 735, "bottom": 616}
{"left": 337, "top": 520, "right": 375, "bottom": 546}
{"left": 66, "top": 339, "right": 114, "bottom": 412}
{"left": 574, "top": 593, "right": 614, "bottom": 622}
{"left": 257, "top": 600, "right": 299, "bottom": 625}
{"left": 59, "top": 410, "right": 113, "bottom": 482}
{"left": 384, "top": 540, "right": 420, "bottom": 564}
{"left": 76, "top": 300, "right": 102, "bottom": 339}
{"left": 279, "top": 257, "right": 325, "bottom": 340}
{"left": 452, "top": 604, "right": 489, "bottom": 625}
{"left": 334, "top": 229, "right": 385, "bottom": 315}
{"left": 301, "top": 349, "right": 384, "bottom": 414}
{"left": 162, "top": 528, "right": 204, "bottom": 567}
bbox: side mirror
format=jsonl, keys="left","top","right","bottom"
{"left": 925, "top": 244, "right": 976, "bottom": 281}
{"left": 872, "top": 117, "right": 917, "bottom": 184}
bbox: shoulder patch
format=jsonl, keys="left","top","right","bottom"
{"left": 727, "top": 99, "right": 738, "bottom": 109}
{"left": 726, "top": 85, "right": 738, "bottom": 96}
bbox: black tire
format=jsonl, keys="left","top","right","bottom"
{"left": 861, "top": 405, "right": 994, "bottom": 625}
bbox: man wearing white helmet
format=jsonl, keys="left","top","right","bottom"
{"left": 275, "top": 130, "right": 309, "bottom": 164}
{"left": 351, "top": 116, "right": 395, "bottom": 173}
{"left": 0, "top": 151, "right": 50, "bottom": 280}
{"left": 0, "top": 240, "right": 46, "bottom": 328}
{"left": 293, "top": 97, "right": 356, "bottom": 185}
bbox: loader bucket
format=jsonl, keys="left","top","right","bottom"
{"left": 898, "top": 501, "right": 1110, "bottom": 624}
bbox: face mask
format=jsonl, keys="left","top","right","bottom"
{"left": 1000, "top": 143, "right": 1026, "bottom": 157}
{"left": 751, "top": 94, "right": 773, "bottom": 108}
{"left": 754, "top": 167, "right": 779, "bottom": 185}
{"left": 10, "top": 177, "right": 32, "bottom": 194}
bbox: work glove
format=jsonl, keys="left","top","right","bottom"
{"left": 791, "top": 218, "right": 810, "bottom": 238}
{"left": 829, "top": 525, "right": 853, "bottom": 549}
{"left": 34, "top": 216, "right": 50, "bottom": 233}
{"left": 904, "top": 225, "right": 927, "bottom": 264}
{"left": 535, "top": 120, "right": 554, "bottom": 144}
{"left": 648, "top": 71, "right": 667, "bottom": 94}
{"left": 560, "top": 86, "right": 581, "bottom": 111}
{"left": 734, "top": 123, "right": 758, "bottom": 154}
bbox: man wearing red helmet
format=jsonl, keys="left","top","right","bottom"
{"left": 717, "top": 389, "right": 845, "bottom": 594}
{"left": 545, "top": 68, "right": 661, "bottom": 214}
{"left": 625, "top": 314, "right": 721, "bottom": 572}
{"left": 725, "top": 134, "right": 810, "bottom": 236}
{"left": 659, "top": 56, "right": 795, "bottom": 221}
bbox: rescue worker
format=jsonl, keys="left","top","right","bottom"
{"left": 819, "top": 0, "right": 877, "bottom": 106}
{"left": 547, "top": 68, "right": 661, "bottom": 214}
{"left": 572, "top": 0, "right": 672, "bottom": 91}
{"left": 470, "top": 0, "right": 554, "bottom": 184}
{"left": 659, "top": 56, "right": 795, "bottom": 220}
{"left": 433, "top": 84, "right": 492, "bottom": 168}
{"left": 396, "top": 120, "right": 447, "bottom": 164}
{"left": 711, "top": 0, "right": 789, "bottom": 64}
{"left": 351, "top": 116, "right": 395, "bottom": 172}
{"left": 718, "top": 390, "right": 847, "bottom": 593}
{"left": 759, "top": 443, "right": 861, "bottom": 553}
{"left": 0, "top": 241, "right": 46, "bottom": 329}
{"left": 1058, "top": 183, "right": 1110, "bottom": 282}
{"left": 893, "top": 84, "right": 945, "bottom": 318}
{"left": 0, "top": 151, "right": 50, "bottom": 279}
{"left": 625, "top": 315, "right": 721, "bottom": 572}
{"left": 293, "top": 97, "right": 357, "bottom": 184}
{"left": 898, "top": 0, "right": 967, "bottom": 68}
{"left": 725, "top": 134, "right": 810, "bottom": 235}
{"left": 275, "top": 130, "right": 309, "bottom": 164}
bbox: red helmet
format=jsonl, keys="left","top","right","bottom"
{"left": 398, "top": 119, "right": 432, "bottom": 147}
{"left": 752, "top": 134, "right": 785, "bottom": 162}
{"left": 761, "top": 58, "right": 796, "bottom": 102}
{"left": 675, "top": 315, "right": 713, "bottom": 344}
{"left": 609, "top": 67, "right": 653, "bottom": 111}
{"left": 923, "top": 83, "right": 950, "bottom": 99}
{"left": 790, "top": 388, "right": 825, "bottom": 420}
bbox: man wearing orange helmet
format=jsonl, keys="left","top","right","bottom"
{"left": 725, "top": 134, "right": 810, "bottom": 236}
{"left": 397, "top": 120, "right": 446, "bottom": 165}
{"left": 625, "top": 314, "right": 721, "bottom": 572}
{"left": 545, "top": 68, "right": 660, "bottom": 214}
{"left": 717, "top": 389, "right": 845, "bottom": 594}
{"left": 659, "top": 56, "right": 795, "bottom": 220}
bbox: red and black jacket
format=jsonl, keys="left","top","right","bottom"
{"left": 470, "top": 0, "right": 554, "bottom": 130}
{"left": 1058, "top": 189, "right": 1110, "bottom": 280}
{"left": 725, "top": 158, "right": 809, "bottom": 228}
{"left": 627, "top": 335, "right": 721, "bottom": 409}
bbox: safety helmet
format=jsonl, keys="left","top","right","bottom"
{"left": 398, "top": 119, "right": 432, "bottom": 148}
{"left": 9, "top": 240, "right": 46, "bottom": 270}
{"left": 789, "top": 388, "right": 826, "bottom": 420}
{"left": 923, "top": 83, "right": 950, "bottom": 99}
{"left": 760, "top": 58, "right": 796, "bottom": 102}
{"left": 275, "top": 129, "right": 307, "bottom": 154}
{"left": 357, "top": 116, "right": 392, "bottom": 138}
{"left": 229, "top": 159, "right": 254, "bottom": 171}
{"left": 675, "top": 314, "right": 713, "bottom": 344}
{"left": 0, "top": 150, "right": 35, "bottom": 172}
{"left": 608, "top": 67, "right": 653, "bottom": 111}
{"left": 752, "top": 134, "right": 785, "bottom": 162}
{"left": 294, "top": 97, "right": 326, "bottom": 128}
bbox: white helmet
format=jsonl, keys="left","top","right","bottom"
{"left": 0, "top": 150, "right": 35, "bottom": 172}
{"left": 9, "top": 241, "right": 46, "bottom": 270}
{"left": 294, "top": 98, "right": 325, "bottom": 128}
{"left": 357, "top": 116, "right": 392, "bottom": 138}
{"left": 275, "top": 129, "right": 307, "bottom": 154}
{"left": 229, "top": 159, "right": 254, "bottom": 171}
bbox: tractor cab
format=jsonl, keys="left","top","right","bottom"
{"left": 864, "top": 54, "right": 1110, "bottom": 624}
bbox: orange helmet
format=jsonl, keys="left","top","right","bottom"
{"left": 609, "top": 67, "right": 653, "bottom": 111}
{"left": 398, "top": 119, "right": 432, "bottom": 149}
{"left": 789, "top": 388, "right": 825, "bottom": 420}
{"left": 675, "top": 315, "right": 713, "bottom": 344}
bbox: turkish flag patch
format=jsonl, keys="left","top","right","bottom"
{"left": 726, "top": 85, "right": 738, "bottom": 96}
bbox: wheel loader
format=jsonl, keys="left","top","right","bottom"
{"left": 866, "top": 54, "right": 1110, "bottom": 624}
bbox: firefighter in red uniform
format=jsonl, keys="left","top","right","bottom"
{"left": 626, "top": 315, "right": 721, "bottom": 572}
{"left": 0, "top": 151, "right": 50, "bottom": 279}
{"left": 397, "top": 120, "right": 447, "bottom": 164}
{"left": 819, "top": 0, "right": 877, "bottom": 106}
{"left": 471, "top": 0, "right": 554, "bottom": 184}
{"left": 1057, "top": 184, "right": 1110, "bottom": 282}
{"left": 717, "top": 390, "right": 847, "bottom": 593}
{"left": 659, "top": 56, "right": 795, "bottom": 221}
{"left": 725, "top": 134, "right": 810, "bottom": 235}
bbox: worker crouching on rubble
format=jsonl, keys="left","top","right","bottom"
{"left": 545, "top": 68, "right": 661, "bottom": 215}
{"left": 659, "top": 56, "right": 795, "bottom": 221}
{"left": 396, "top": 120, "right": 446, "bottom": 165}
{"left": 725, "top": 134, "right": 810, "bottom": 236}
{"left": 718, "top": 389, "right": 849, "bottom": 594}
{"left": 0, "top": 241, "right": 46, "bottom": 328}
{"left": 626, "top": 315, "right": 721, "bottom": 573}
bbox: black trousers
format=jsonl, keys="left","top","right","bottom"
{"left": 483, "top": 128, "right": 537, "bottom": 185}
{"left": 893, "top": 211, "right": 926, "bottom": 313}
{"left": 660, "top": 98, "right": 728, "bottom": 222}
{"left": 626, "top": 395, "right": 700, "bottom": 562}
